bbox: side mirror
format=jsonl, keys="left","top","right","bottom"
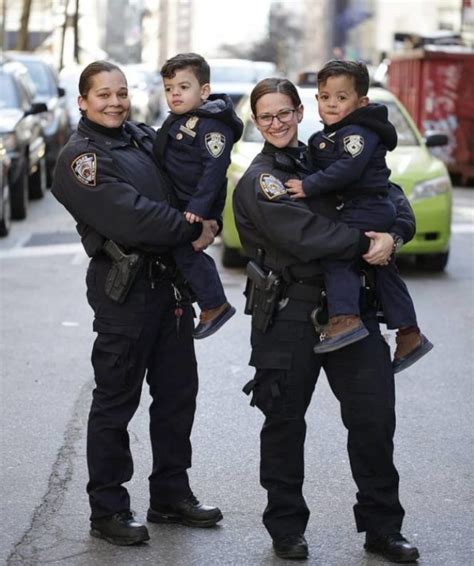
{"left": 58, "top": 86, "right": 66, "bottom": 97}
{"left": 26, "top": 102, "right": 48, "bottom": 115}
{"left": 424, "top": 131, "right": 449, "bottom": 147}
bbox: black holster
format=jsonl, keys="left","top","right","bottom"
{"left": 103, "top": 240, "right": 144, "bottom": 303}
{"left": 244, "top": 260, "right": 282, "bottom": 333}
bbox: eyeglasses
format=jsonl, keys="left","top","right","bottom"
{"left": 255, "top": 108, "right": 297, "bottom": 127}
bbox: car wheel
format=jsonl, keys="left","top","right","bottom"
{"left": 416, "top": 250, "right": 449, "bottom": 272}
{"left": 0, "top": 182, "right": 12, "bottom": 237}
{"left": 222, "top": 244, "right": 248, "bottom": 268}
{"left": 29, "top": 155, "right": 47, "bottom": 199}
{"left": 11, "top": 164, "right": 29, "bottom": 220}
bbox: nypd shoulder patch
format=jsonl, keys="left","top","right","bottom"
{"left": 259, "top": 173, "right": 287, "bottom": 200}
{"left": 343, "top": 135, "right": 364, "bottom": 158}
{"left": 205, "top": 132, "right": 226, "bottom": 158}
{"left": 71, "top": 153, "right": 97, "bottom": 186}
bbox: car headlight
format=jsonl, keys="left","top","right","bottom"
{"left": 410, "top": 176, "right": 451, "bottom": 202}
{"left": 0, "top": 133, "right": 17, "bottom": 152}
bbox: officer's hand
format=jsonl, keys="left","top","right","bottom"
{"left": 185, "top": 211, "right": 204, "bottom": 224}
{"left": 363, "top": 232, "right": 393, "bottom": 265}
{"left": 285, "top": 179, "right": 306, "bottom": 199}
{"left": 192, "top": 220, "right": 217, "bottom": 251}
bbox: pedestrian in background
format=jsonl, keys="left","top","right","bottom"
{"left": 156, "top": 52, "right": 243, "bottom": 339}
{"left": 233, "top": 77, "right": 420, "bottom": 563}
{"left": 52, "top": 60, "right": 222, "bottom": 546}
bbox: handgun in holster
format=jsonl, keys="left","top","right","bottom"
{"left": 103, "top": 240, "right": 143, "bottom": 303}
{"left": 244, "top": 259, "right": 282, "bottom": 333}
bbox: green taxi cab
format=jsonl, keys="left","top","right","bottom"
{"left": 222, "top": 87, "right": 452, "bottom": 271}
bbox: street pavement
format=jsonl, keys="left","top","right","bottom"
{"left": 0, "top": 189, "right": 473, "bottom": 565}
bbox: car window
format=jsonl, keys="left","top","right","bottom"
{"left": 384, "top": 101, "right": 419, "bottom": 146}
{"left": 20, "top": 61, "right": 56, "bottom": 96}
{"left": 0, "top": 74, "right": 20, "bottom": 108}
{"left": 212, "top": 65, "right": 258, "bottom": 83}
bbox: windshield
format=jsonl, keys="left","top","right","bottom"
{"left": 0, "top": 74, "right": 19, "bottom": 108}
{"left": 20, "top": 60, "right": 56, "bottom": 96}
{"left": 211, "top": 65, "right": 259, "bottom": 83}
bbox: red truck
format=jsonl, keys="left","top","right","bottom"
{"left": 388, "top": 47, "right": 474, "bottom": 185}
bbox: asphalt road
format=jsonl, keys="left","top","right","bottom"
{"left": 1, "top": 188, "right": 473, "bottom": 566}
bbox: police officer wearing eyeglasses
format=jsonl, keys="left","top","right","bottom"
{"left": 233, "top": 78, "right": 420, "bottom": 563}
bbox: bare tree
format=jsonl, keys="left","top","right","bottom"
{"left": 16, "top": 0, "right": 33, "bottom": 50}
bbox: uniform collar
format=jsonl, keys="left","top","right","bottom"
{"left": 262, "top": 142, "right": 309, "bottom": 174}
{"left": 78, "top": 117, "right": 135, "bottom": 148}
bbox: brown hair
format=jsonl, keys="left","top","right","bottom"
{"left": 78, "top": 60, "right": 126, "bottom": 97}
{"left": 250, "top": 78, "right": 301, "bottom": 115}
{"left": 317, "top": 60, "right": 369, "bottom": 97}
{"left": 160, "top": 53, "right": 210, "bottom": 85}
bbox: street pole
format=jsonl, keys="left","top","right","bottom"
{"left": 73, "top": 0, "right": 79, "bottom": 62}
{"left": 0, "top": 0, "right": 6, "bottom": 53}
{"left": 59, "top": 0, "right": 70, "bottom": 70}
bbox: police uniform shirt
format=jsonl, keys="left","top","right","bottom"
{"left": 233, "top": 142, "right": 416, "bottom": 274}
{"left": 233, "top": 142, "right": 368, "bottom": 274}
{"left": 160, "top": 94, "right": 243, "bottom": 219}
{"left": 52, "top": 117, "right": 201, "bottom": 253}
{"left": 303, "top": 103, "right": 397, "bottom": 199}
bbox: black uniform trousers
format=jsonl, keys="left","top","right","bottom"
{"left": 248, "top": 297, "right": 405, "bottom": 540}
{"left": 321, "top": 195, "right": 417, "bottom": 328}
{"left": 85, "top": 256, "right": 198, "bottom": 520}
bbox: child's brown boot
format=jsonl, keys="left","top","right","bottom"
{"left": 193, "top": 302, "right": 236, "bottom": 340}
{"left": 393, "top": 330, "right": 433, "bottom": 373}
{"left": 313, "top": 315, "right": 369, "bottom": 354}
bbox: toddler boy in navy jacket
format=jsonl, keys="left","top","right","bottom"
{"left": 286, "top": 60, "right": 432, "bottom": 372}
{"left": 156, "top": 53, "right": 243, "bottom": 338}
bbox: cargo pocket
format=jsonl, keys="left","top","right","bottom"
{"left": 91, "top": 320, "right": 143, "bottom": 392}
{"left": 244, "top": 350, "right": 293, "bottom": 417}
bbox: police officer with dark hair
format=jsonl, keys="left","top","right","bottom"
{"left": 52, "top": 60, "right": 222, "bottom": 547}
{"left": 233, "top": 78, "right": 420, "bottom": 562}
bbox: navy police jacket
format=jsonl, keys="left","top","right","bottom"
{"left": 52, "top": 117, "right": 201, "bottom": 255}
{"left": 233, "top": 142, "right": 415, "bottom": 276}
{"left": 157, "top": 94, "right": 243, "bottom": 219}
{"left": 304, "top": 103, "right": 397, "bottom": 199}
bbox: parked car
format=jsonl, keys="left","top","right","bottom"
{"left": 58, "top": 63, "right": 83, "bottom": 130}
{"left": 209, "top": 58, "right": 278, "bottom": 107}
{"left": 123, "top": 64, "right": 163, "bottom": 124}
{"left": 0, "top": 60, "right": 48, "bottom": 219}
{"left": 222, "top": 87, "right": 452, "bottom": 271}
{"left": 6, "top": 51, "right": 70, "bottom": 184}
{"left": 0, "top": 141, "right": 11, "bottom": 236}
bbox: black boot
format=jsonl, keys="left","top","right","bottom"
{"left": 365, "top": 533, "right": 420, "bottom": 563}
{"left": 273, "top": 534, "right": 309, "bottom": 560}
{"left": 90, "top": 511, "right": 150, "bottom": 546}
{"left": 147, "top": 494, "right": 223, "bottom": 528}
